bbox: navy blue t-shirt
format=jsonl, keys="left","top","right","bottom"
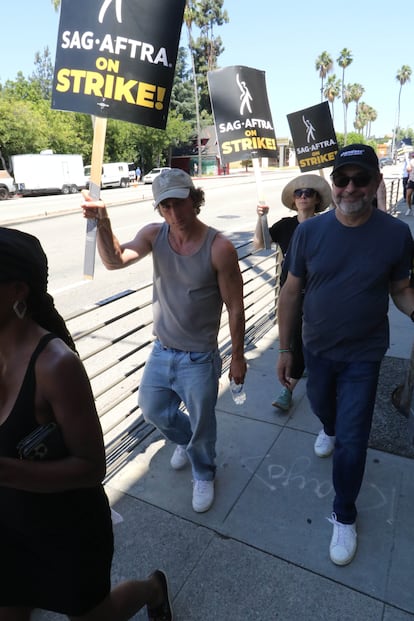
{"left": 288, "top": 208, "right": 413, "bottom": 361}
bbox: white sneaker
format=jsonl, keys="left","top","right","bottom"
{"left": 405, "top": 208, "right": 412, "bottom": 216}
{"left": 328, "top": 513, "right": 357, "bottom": 566}
{"left": 314, "top": 430, "right": 336, "bottom": 457}
{"left": 170, "top": 445, "right": 189, "bottom": 470}
{"left": 192, "top": 479, "right": 214, "bottom": 513}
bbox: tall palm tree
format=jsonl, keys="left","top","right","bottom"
{"left": 184, "top": 1, "right": 202, "bottom": 176}
{"left": 337, "top": 48, "right": 353, "bottom": 144}
{"left": 366, "top": 106, "right": 377, "bottom": 138}
{"left": 342, "top": 83, "right": 353, "bottom": 142}
{"left": 315, "top": 51, "right": 333, "bottom": 103}
{"left": 354, "top": 101, "right": 370, "bottom": 136}
{"left": 349, "top": 83, "right": 364, "bottom": 126}
{"left": 324, "top": 75, "right": 341, "bottom": 122}
{"left": 391, "top": 65, "right": 412, "bottom": 157}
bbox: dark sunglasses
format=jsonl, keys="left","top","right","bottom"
{"left": 293, "top": 188, "right": 317, "bottom": 198}
{"left": 331, "top": 173, "right": 372, "bottom": 188}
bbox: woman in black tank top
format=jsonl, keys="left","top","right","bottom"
{"left": 0, "top": 228, "right": 172, "bottom": 620}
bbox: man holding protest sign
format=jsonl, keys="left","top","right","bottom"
{"left": 81, "top": 168, "right": 246, "bottom": 513}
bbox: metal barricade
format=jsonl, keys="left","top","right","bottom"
{"left": 383, "top": 176, "right": 402, "bottom": 214}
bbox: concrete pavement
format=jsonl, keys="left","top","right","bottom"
{"left": 9, "top": 193, "right": 414, "bottom": 620}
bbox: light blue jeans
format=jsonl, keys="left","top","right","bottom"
{"left": 138, "top": 340, "right": 222, "bottom": 481}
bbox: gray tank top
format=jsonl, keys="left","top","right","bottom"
{"left": 152, "top": 223, "right": 222, "bottom": 351}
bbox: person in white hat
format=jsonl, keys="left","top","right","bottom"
{"left": 253, "top": 173, "right": 332, "bottom": 412}
{"left": 81, "top": 168, "right": 246, "bottom": 514}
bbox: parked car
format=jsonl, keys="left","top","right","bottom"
{"left": 143, "top": 167, "right": 171, "bottom": 184}
{"left": 379, "top": 157, "right": 394, "bottom": 168}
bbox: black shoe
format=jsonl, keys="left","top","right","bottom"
{"left": 147, "top": 569, "right": 173, "bottom": 621}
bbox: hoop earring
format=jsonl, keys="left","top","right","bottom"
{"left": 13, "top": 300, "right": 27, "bottom": 320}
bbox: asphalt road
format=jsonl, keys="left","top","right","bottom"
{"left": 2, "top": 171, "right": 296, "bottom": 317}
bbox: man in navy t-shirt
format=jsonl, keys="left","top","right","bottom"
{"left": 277, "top": 144, "right": 414, "bottom": 566}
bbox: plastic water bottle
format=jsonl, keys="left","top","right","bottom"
{"left": 230, "top": 378, "right": 246, "bottom": 405}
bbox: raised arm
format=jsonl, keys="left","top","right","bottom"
{"left": 253, "top": 204, "right": 270, "bottom": 251}
{"left": 81, "top": 190, "right": 158, "bottom": 270}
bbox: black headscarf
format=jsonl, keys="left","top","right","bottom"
{"left": 0, "top": 227, "right": 77, "bottom": 352}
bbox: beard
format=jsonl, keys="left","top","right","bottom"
{"left": 334, "top": 196, "right": 371, "bottom": 216}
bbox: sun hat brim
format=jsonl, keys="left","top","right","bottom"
{"left": 281, "top": 174, "right": 332, "bottom": 212}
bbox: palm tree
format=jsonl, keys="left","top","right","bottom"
{"left": 349, "top": 83, "right": 364, "bottom": 126}
{"left": 324, "top": 75, "right": 341, "bottom": 121}
{"left": 184, "top": 1, "right": 202, "bottom": 176}
{"left": 391, "top": 65, "right": 412, "bottom": 158}
{"left": 337, "top": 48, "right": 353, "bottom": 144}
{"left": 366, "top": 106, "right": 377, "bottom": 138}
{"left": 342, "top": 83, "right": 353, "bottom": 142}
{"left": 315, "top": 51, "right": 333, "bottom": 102}
{"left": 354, "top": 101, "right": 369, "bottom": 136}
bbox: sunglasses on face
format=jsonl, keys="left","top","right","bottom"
{"left": 293, "top": 188, "right": 317, "bottom": 198}
{"left": 331, "top": 173, "right": 372, "bottom": 188}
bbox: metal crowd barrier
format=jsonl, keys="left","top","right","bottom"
{"left": 383, "top": 176, "right": 402, "bottom": 214}
{"left": 64, "top": 240, "right": 280, "bottom": 481}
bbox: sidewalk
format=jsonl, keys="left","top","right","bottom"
{"left": 33, "top": 201, "right": 414, "bottom": 620}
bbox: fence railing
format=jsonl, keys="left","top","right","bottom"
{"left": 65, "top": 239, "right": 280, "bottom": 481}
{"left": 384, "top": 176, "right": 402, "bottom": 213}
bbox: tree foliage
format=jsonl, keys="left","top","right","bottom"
{"left": 0, "top": 1, "right": 227, "bottom": 173}
{"left": 185, "top": 0, "right": 228, "bottom": 114}
{"left": 315, "top": 51, "right": 333, "bottom": 103}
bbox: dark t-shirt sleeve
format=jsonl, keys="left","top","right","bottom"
{"left": 268, "top": 217, "right": 299, "bottom": 255}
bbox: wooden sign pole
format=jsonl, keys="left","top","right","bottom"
{"left": 252, "top": 157, "right": 272, "bottom": 250}
{"left": 83, "top": 116, "right": 107, "bottom": 279}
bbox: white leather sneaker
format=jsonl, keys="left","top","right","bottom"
{"left": 192, "top": 479, "right": 214, "bottom": 512}
{"left": 170, "top": 445, "right": 189, "bottom": 470}
{"left": 314, "top": 430, "right": 336, "bottom": 457}
{"left": 328, "top": 513, "right": 357, "bottom": 566}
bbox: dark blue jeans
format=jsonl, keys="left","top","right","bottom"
{"left": 304, "top": 347, "right": 381, "bottom": 524}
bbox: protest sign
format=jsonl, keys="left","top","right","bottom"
{"left": 208, "top": 65, "right": 278, "bottom": 164}
{"left": 51, "top": 0, "right": 185, "bottom": 277}
{"left": 208, "top": 65, "right": 276, "bottom": 248}
{"left": 52, "top": 0, "right": 185, "bottom": 128}
{"left": 287, "top": 101, "right": 338, "bottom": 172}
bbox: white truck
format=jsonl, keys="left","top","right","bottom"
{"left": 0, "top": 170, "right": 16, "bottom": 200}
{"left": 84, "top": 162, "right": 131, "bottom": 189}
{"left": 11, "top": 152, "right": 86, "bottom": 196}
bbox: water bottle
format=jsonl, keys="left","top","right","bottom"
{"left": 230, "top": 378, "right": 246, "bottom": 405}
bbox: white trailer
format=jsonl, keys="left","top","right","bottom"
{"left": 84, "top": 162, "right": 131, "bottom": 189}
{"left": 11, "top": 152, "right": 86, "bottom": 196}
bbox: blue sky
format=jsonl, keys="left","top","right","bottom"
{"left": 1, "top": 0, "right": 411, "bottom": 140}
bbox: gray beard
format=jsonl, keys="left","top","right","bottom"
{"left": 335, "top": 197, "right": 370, "bottom": 216}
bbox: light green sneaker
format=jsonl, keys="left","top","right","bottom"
{"left": 272, "top": 387, "right": 292, "bottom": 411}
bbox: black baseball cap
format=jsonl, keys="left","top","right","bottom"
{"left": 332, "top": 144, "right": 380, "bottom": 173}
